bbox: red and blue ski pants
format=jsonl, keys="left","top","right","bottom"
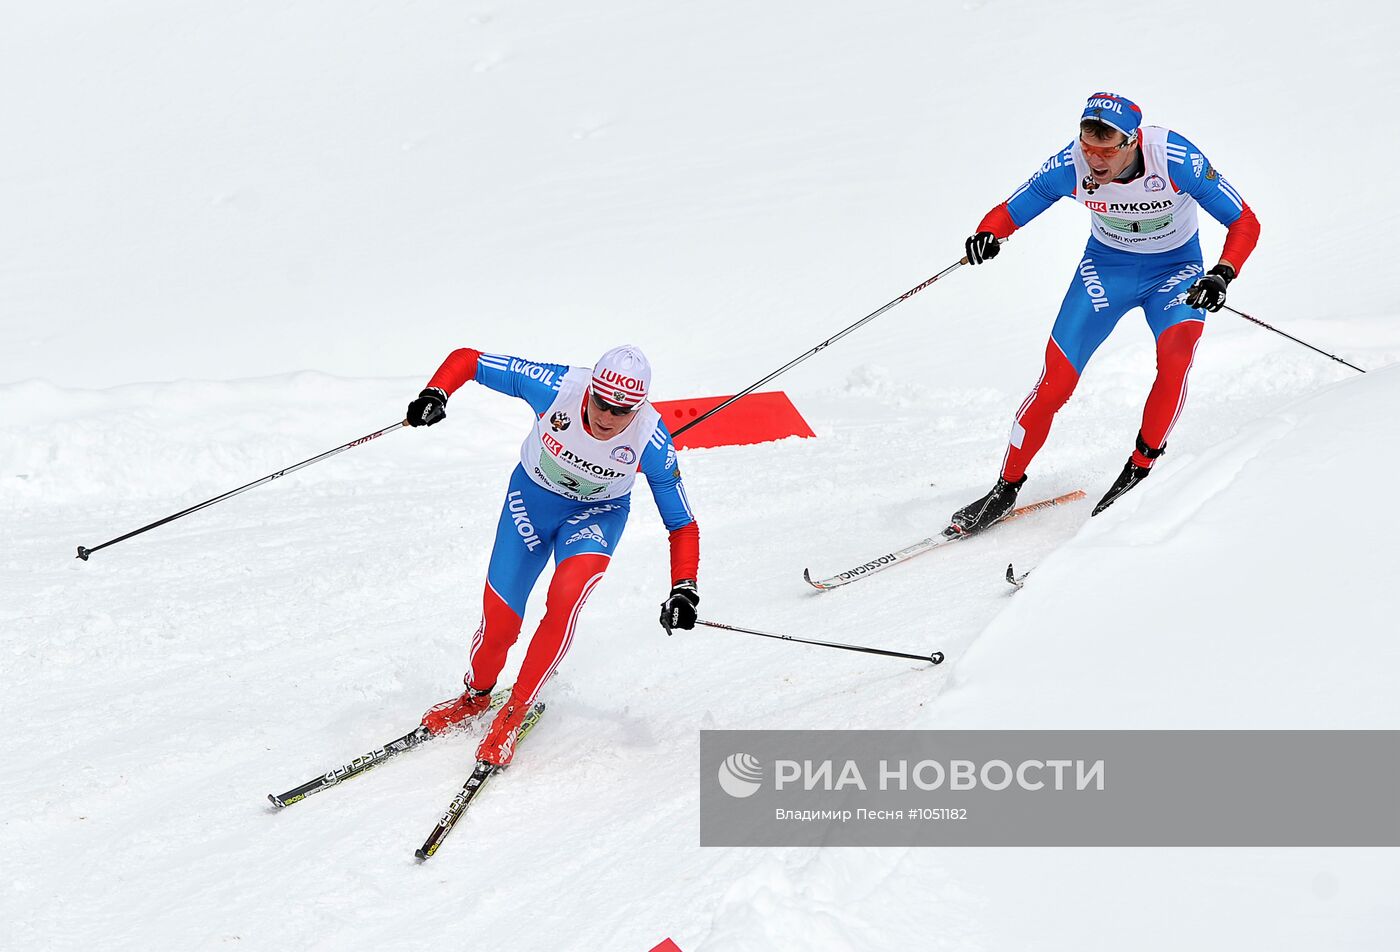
{"left": 466, "top": 466, "right": 629, "bottom": 706}
{"left": 1002, "top": 238, "right": 1207, "bottom": 481}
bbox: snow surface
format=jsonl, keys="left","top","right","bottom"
{"left": 4, "top": 2, "right": 1399, "bottom": 950}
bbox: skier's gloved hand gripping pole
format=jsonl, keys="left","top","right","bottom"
{"left": 660, "top": 579, "right": 699, "bottom": 633}
{"left": 75, "top": 421, "right": 409, "bottom": 561}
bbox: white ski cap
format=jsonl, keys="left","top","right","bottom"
{"left": 591, "top": 344, "right": 651, "bottom": 408}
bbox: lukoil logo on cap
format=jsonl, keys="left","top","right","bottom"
{"left": 1081, "top": 91, "right": 1142, "bottom": 138}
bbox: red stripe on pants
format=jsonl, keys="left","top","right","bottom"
{"left": 466, "top": 582, "right": 524, "bottom": 692}
{"left": 1135, "top": 320, "right": 1203, "bottom": 467}
{"left": 1001, "top": 339, "right": 1080, "bottom": 482}
{"left": 469, "top": 554, "right": 610, "bottom": 702}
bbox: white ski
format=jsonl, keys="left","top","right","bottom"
{"left": 803, "top": 490, "right": 1085, "bottom": 591}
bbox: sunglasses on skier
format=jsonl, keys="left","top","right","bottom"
{"left": 589, "top": 389, "right": 639, "bottom": 417}
{"left": 1079, "top": 134, "right": 1136, "bottom": 161}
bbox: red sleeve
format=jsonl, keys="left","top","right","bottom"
{"left": 426, "top": 348, "right": 482, "bottom": 396}
{"left": 1220, "top": 202, "right": 1260, "bottom": 275}
{"left": 667, "top": 521, "right": 699, "bottom": 584}
{"left": 977, "top": 202, "right": 1019, "bottom": 240}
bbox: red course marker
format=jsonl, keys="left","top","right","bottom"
{"left": 653, "top": 391, "right": 814, "bottom": 451}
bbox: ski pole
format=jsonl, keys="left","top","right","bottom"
{"left": 697, "top": 619, "right": 944, "bottom": 665}
{"left": 75, "top": 421, "right": 407, "bottom": 560}
{"left": 674, "top": 251, "right": 984, "bottom": 437}
{"left": 1221, "top": 304, "right": 1366, "bottom": 374}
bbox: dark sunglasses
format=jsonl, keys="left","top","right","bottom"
{"left": 590, "top": 390, "right": 639, "bottom": 417}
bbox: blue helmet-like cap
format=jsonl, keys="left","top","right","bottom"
{"left": 1081, "top": 91, "right": 1143, "bottom": 139}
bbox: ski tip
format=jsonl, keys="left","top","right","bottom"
{"left": 76, "top": 545, "right": 91, "bottom": 561}
{"left": 930, "top": 651, "right": 945, "bottom": 665}
{"left": 1005, "top": 562, "right": 1028, "bottom": 589}
{"left": 413, "top": 848, "right": 430, "bottom": 862}
{"left": 802, "top": 568, "right": 830, "bottom": 592}
{"left": 267, "top": 794, "right": 286, "bottom": 810}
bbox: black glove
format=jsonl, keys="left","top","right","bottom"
{"left": 406, "top": 387, "right": 448, "bottom": 427}
{"left": 659, "top": 579, "right": 699, "bottom": 633}
{"left": 1185, "top": 263, "right": 1235, "bottom": 312}
{"left": 964, "top": 231, "right": 1000, "bottom": 265}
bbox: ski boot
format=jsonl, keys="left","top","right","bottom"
{"left": 1092, "top": 433, "right": 1164, "bottom": 516}
{"left": 477, "top": 695, "right": 533, "bottom": 767}
{"left": 946, "top": 475, "right": 1027, "bottom": 536}
{"left": 421, "top": 684, "right": 495, "bottom": 735}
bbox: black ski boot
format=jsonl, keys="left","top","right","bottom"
{"left": 1092, "top": 433, "right": 1164, "bottom": 516}
{"left": 946, "top": 475, "right": 1027, "bottom": 536}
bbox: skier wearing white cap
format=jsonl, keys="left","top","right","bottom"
{"left": 953, "top": 91, "right": 1260, "bottom": 526}
{"left": 403, "top": 344, "right": 700, "bottom": 765}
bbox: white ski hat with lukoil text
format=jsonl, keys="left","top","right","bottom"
{"left": 591, "top": 345, "right": 651, "bottom": 408}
